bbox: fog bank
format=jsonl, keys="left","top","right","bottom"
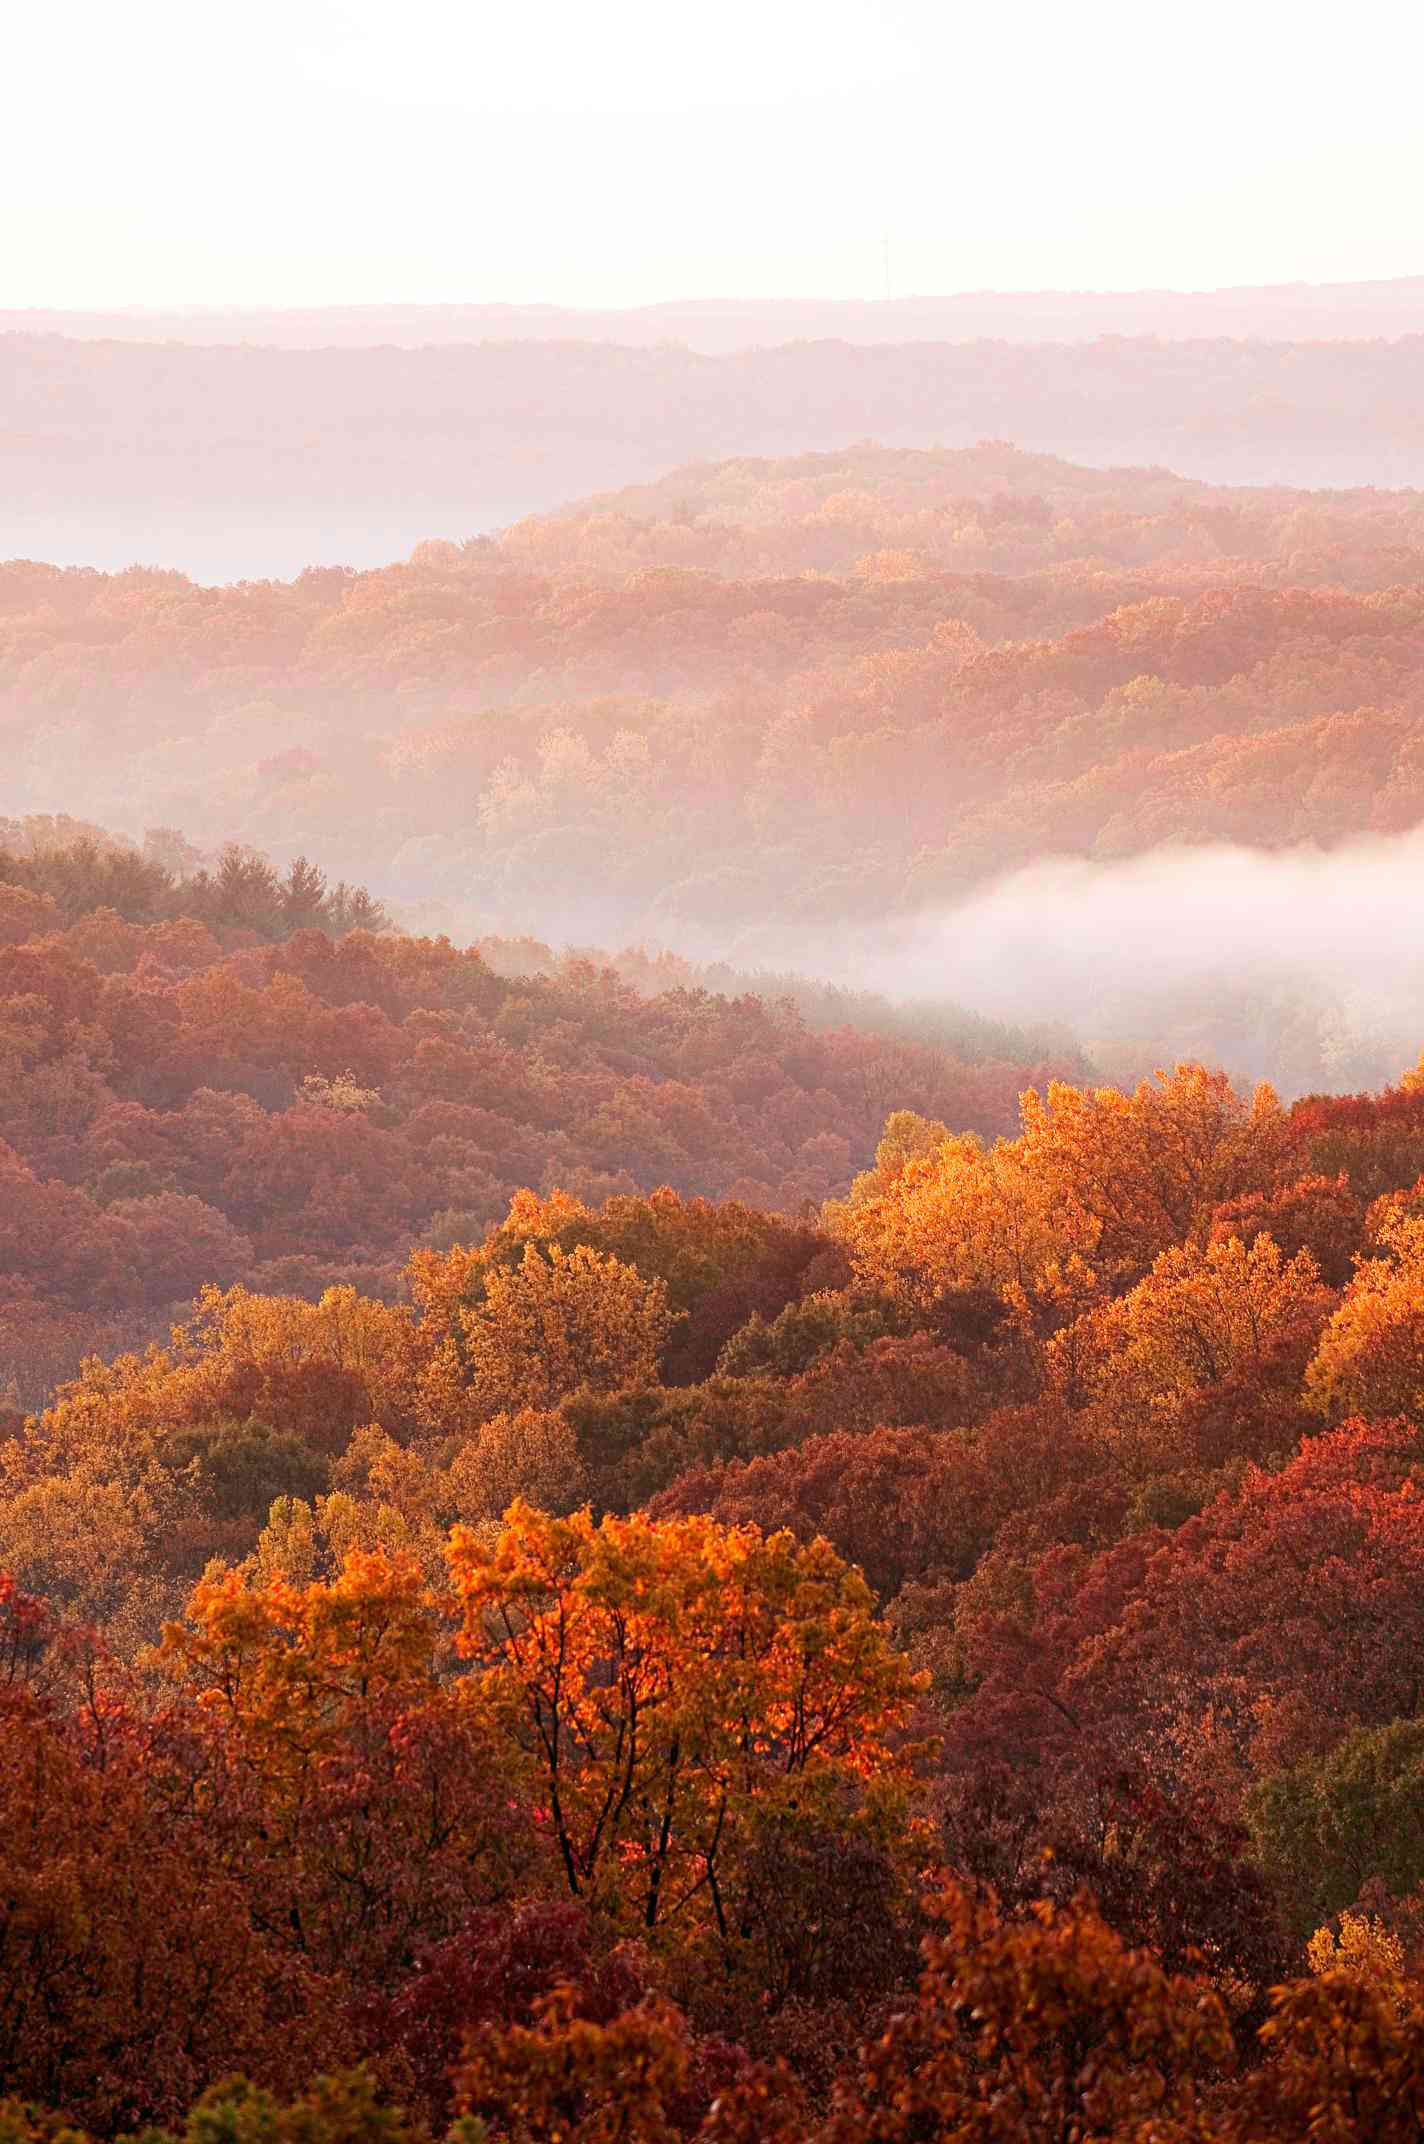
{"left": 0, "top": 503, "right": 541, "bottom": 583}
{"left": 473, "top": 833, "right": 1424, "bottom": 1101}
{"left": 832, "top": 834, "right": 1424, "bottom": 1095}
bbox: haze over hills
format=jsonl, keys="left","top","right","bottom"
{"left": 23, "top": 0, "right": 1424, "bottom": 2116}
{"left": 9, "top": 324, "right": 1424, "bottom": 576}
{"left": 10, "top": 273, "right": 1424, "bottom": 349}
{"left": 9, "top": 438, "right": 1424, "bottom": 1094}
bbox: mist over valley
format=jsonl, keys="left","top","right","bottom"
{"left": 12, "top": 125, "right": 1424, "bottom": 2117}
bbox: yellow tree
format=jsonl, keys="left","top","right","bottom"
{"left": 31, "top": 1282, "right": 425, "bottom": 1478}
{"left": 1307, "top": 1207, "right": 1424, "bottom": 1421}
{"left": 444, "top": 1406, "right": 586, "bottom": 1522}
{"left": 832, "top": 1109, "right": 953, "bottom": 1212}
{"left": 1052, "top": 1231, "right": 1326, "bottom": 1431}
{"left": 829, "top": 1067, "right": 1282, "bottom": 1336}
{"left": 422, "top": 1242, "right": 675, "bottom": 1426}
{"left": 830, "top": 1129, "right": 1088, "bottom": 1320}
{"left": 404, "top": 1188, "right": 595, "bottom": 1336}
{"left": 1018, "top": 1063, "right": 1282, "bottom": 1284}
{"left": 449, "top": 1503, "right": 926, "bottom": 1963}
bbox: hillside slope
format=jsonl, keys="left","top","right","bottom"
{"left": 7, "top": 446, "right": 1424, "bottom": 966}
{"left": 0, "top": 823, "right": 1071, "bottom": 1405}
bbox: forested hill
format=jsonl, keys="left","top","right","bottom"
{"left": 8, "top": 444, "right": 1424, "bottom": 994}
{"left": 14, "top": 1037, "right": 1424, "bottom": 2136}
{"left": 0, "top": 821, "right": 1074, "bottom": 1407}
{"left": 15, "top": 438, "right": 1424, "bottom": 2141}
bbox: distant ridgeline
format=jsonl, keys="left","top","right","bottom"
{"left": 14, "top": 275, "right": 1424, "bottom": 345}
{"left": 10, "top": 330, "right": 1424, "bottom": 501}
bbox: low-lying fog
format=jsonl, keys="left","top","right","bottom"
{"left": 407, "top": 833, "right": 1424, "bottom": 1100}
{"left": 0, "top": 504, "right": 541, "bottom": 583}
{"left": 760, "top": 835, "right": 1424, "bottom": 1096}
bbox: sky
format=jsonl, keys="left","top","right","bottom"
{"left": 9, "top": 0, "right": 1424, "bottom": 308}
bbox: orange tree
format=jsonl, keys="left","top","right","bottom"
{"left": 448, "top": 1503, "right": 928, "bottom": 1989}
{"left": 0, "top": 1586, "right": 335, "bottom": 2132}
{"left": 155, "top": 1549, "right": 537, "bottom": 1991}
{"left": 823, "top": 1880, "right": 1231, "bottom": 2144}
{"left": 1227, "top": 1967, "right": 1424, "bottom": 2142}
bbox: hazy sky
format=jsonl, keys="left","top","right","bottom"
{"left": 12, "top": 0, "right": 1424, "bottom": 308}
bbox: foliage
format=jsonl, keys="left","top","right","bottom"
{"left": 0, "top": 873, "right": 1060, "bottom": 1408}
{"left": 449, "top": 1504, "right": 926, "bottom": 1970}
{"left": 9, "top": 853, "right": 1424, "bottom": 2130}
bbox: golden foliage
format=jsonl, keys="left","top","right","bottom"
{"left": 1053, "top": 1230, "right": 1325, "bottom": 1422}
{"left": 1307, "top": 1206, "right": 1424, "bottom": 1420}
{"left": 449, "top": 1502, "right": 927, "bottom": 1947}
{"left": 454, "top": 1243, "right": 674, "bottom": 1418}
{"left": 1307, "top": 1910, "right": 1406, "bottom": 1989}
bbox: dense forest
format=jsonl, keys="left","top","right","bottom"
{"left": 13, "top": 341, "right": 1424, "bottom": 2136}
{"left": 10, "top": 442, "right": 1424, "bottom": 1084}
{"left": 12, "top": 443, "right": 1424, "bottom": 911}
{"left": 0, "top": 818, "right": 1073, "bottom": 1406}
{"left": 12, "top": 969, "right": 1424, "bottom": 2132}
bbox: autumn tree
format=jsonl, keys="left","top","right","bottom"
{"left": 828, "top": 1124, "right": 1086, "bottom": 1329}
{"left": 1050, "top": 1229, "right": 1328, "bottom": 1450}
{"left": 422, "top": 1242, "right": 676, "bottom": 1425}
{"left": 455, "top": 1988, "right": 701, "bottom": 2144}
{"left": 652, "top": 1424, "right": 1000, "bottom": 1598}
{"left": 449, "top": 1504, "right": 926, "bottom": 1978}
{"left": 1228, "top": 1967, "right": 1424, "bottom": 2142}
{"left": 1017, "top": 1062, "right": 1284, "bottom": 1283}
{"left": 1306, "top": 1204, "right": 1424, "bottom": 1421}
{"left": 156, "top": 1550, "right": 535, "bottom": 1986}
{"left": 822, "top": 1881, "right": 1230, "bottom": 2143}
{"left": 0, "top": 1595, "right": 334, "bottom": 2128}
{"left": 946, "top": 1414, "right": 1424, "bottom": 1844}
{"left": 1209, "top": 1169, "right": 1365, "bottom": 1286}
